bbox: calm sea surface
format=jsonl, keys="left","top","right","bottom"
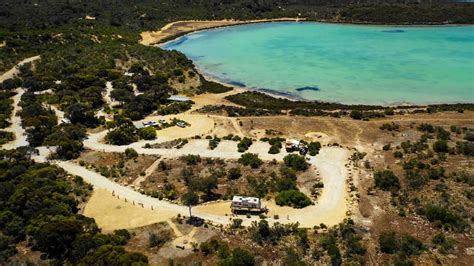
{"left": 163, "top": 22, "right": 474, "bottom": 105}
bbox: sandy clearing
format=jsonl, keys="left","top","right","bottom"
{"left": 83, "top": 188, "right": 177, "bottom": 232}
{"left": 85, "top": 113, "right": 215, "bottom": 150}
{"left": 140, "top": 18, "right": 305, "bottom": 46}
{"left": 189, "top": 88, "right": 244, "bottom": 111}
{"left": 148, "top": 114, "right": 214, "bottom": 139}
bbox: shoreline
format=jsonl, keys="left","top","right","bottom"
{"left": 196, "top": 67, "right": 473, "bottom": 108}
{"left": 141, "top": 18, "right": 473, "bottom": 46}
{"left": 141, "top": 18, "right": 306, "bottom": 46}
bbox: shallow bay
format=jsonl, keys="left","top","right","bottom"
{"left": 164, "top": 22, "right": 474, "bottom": 105}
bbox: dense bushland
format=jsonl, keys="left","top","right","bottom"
{"left": 0, "top": 149, "right": 147, "bottom": 264}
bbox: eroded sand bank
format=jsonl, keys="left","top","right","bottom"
{"left": 140, "top": 18, "right": 305, "bottom": 46}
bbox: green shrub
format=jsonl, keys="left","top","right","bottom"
{"left": 138, "top": 126, "right": 156, "bottom": 140}
{"left": 0, "top": 130, "right": 14, "bottom": 145}
{"left": 394, "top": 151, "right": 403, "bottom": 158}
{"left": 227, "top": 167, "right": 242, "bottom": 180}
{"left": 308, "top": 142, "right": 322, "bottom": 156}
{"left": 237, "top": 137, "right": 253, "bottom": 152}
{"left": 275, "top": 190, "right": 312, "bottom": 208}
{"left": 231, "top": 218, "right": 243, "bottom": 229}
{"left": 374, "top": 170, "right": 400, "bottom": 191}
{"left": 268, "top": 144, "right": 280, "bottom": 154}
{"left": 350, "top": 110, "right": 363, "bottom": 120}
{"left": 148, "top": 232, "right": 170, "bottom": 248}
{"left": 433, "top": 140, "right": 449, "bottom": 153}
{"left": 125, "top": 148, "right": 138, "bottom": 159}
{"left": 380, "top": 122, "right": 400, "bottom": 131}
{"left": 379, "top": 231, "right": 425, "bottom": 256}
{"left": 182, "top": 154, "right": 201, "bottom": 165}
{"left": 456, "top": 141, "right": 474, "bottom": 156}
{"left": 417, "top": 123, "right": 435, "bottom": 133}
{"left": 421, "top": 204, "right": 467, "bottom": 231}
{"left": 238, "top": 153, "right": 263, "bottom": 169}
{"left": 199, "top": 79, "right": 233, "bottom": 94}
{"left": 208, "top": 139, "right": 219, "bottom": 150}
{"left": 432, "top": 232, "right": 455, "bottom": 254}
{"left": 405, "top": 170, "right": 427, "bottom": 189}
{"left": 283, "top": 154, "right": 308, "bottom": 171}
{"left": 464, "top": 131, "right": 474, "bottom": 141}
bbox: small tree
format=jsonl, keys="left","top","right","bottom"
{"left": 350, "top": 110, "right": 363, "bottom": 120}
{"left": 138, "top": 126, "right": 156, "bottom": 140}
{"left": 182, "top": 191, "right": 199, "bottom": 217}
{"left": 374, "top": 170, "right": 400, "bottom": 191}
{"left": 433, "top": 140, "right": 448, "bottom": 153}
{"left": 308, "top": 142, "right": 321, "bottom": 156}
{"left": 238, "top": 153, "right": 263, "bottom": 169}
{"left": 228, "top": 167, "right": 242, "bottom": 180}
{"left": 125, "top": 148, "right": 138, "bottom": 159}
{"left": 283, "top": 154, "right": 308, "bottom": 171}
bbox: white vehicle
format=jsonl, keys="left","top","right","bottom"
{"left": 159, "top": 119, "right": 167, "bottom": 124}
{"left": 231, "top": 196, "right": 268, "bottom": 213}
{"left": 176, "top": 122, "right": 186, "bottom": 128}
{"left": 142, "top": 121, "right": 158, "bottom": 127}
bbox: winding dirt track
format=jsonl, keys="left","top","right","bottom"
{"left": 1, "top": 56, "right": 351, "bottom": 228}
{"left": 1, "top": 56, "right": 41, "bottom": 149}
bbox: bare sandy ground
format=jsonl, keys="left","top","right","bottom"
{"left": 85, "top": 113, "right": 215, "bottom": 150}
{"left": 103, "top": 81, "right": 120, "bottom": 107}
{"left": 83, "top": 188, "right": 177, "bottom": 232}
{"left": 189, "top": 88, "right": 244, "bottom": 111}
{"left": 140, "top": 18, "right": 305, "bottom": 46}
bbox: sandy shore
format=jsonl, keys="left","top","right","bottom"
{"left": 140, "top": 18, "right": 305, "bottom": 46}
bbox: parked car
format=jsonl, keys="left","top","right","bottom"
{"left": 159, "top": 119, "right": 167, "bottom": 124}
{"left": 176, "top": 121, "right": 187, "bottom": 128}
{"left": 142, "top": 121, "right": 158, "bottom": 127}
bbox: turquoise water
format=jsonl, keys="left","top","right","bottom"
{"left": 163, "top": 23, "right": 474, "bottom": 105}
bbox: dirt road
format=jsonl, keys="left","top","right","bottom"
{"left": 1, "top": 56, "right": 40, "bottom": 149}
{"left": 2, "top": 88, "right": 28, "bottom": 149}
